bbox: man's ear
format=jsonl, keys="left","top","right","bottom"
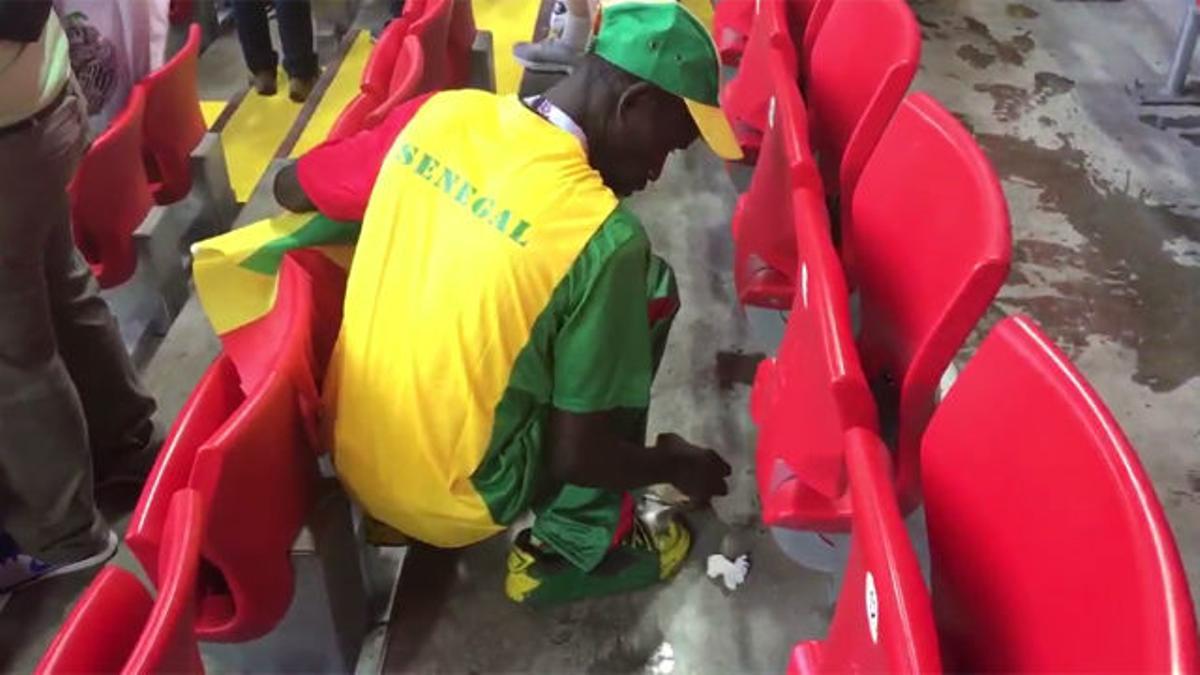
{"left": 615, "top": 81, "right": 656, "bottom": 129}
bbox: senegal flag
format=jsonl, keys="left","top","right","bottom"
{"left": 191, "top": 212, "right": 359, "bottom": 397}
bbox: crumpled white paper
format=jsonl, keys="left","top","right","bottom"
{"left": 706, "top": 553, "right": 751, "bottom": 591}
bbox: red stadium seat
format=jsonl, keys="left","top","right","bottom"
{"left": 188, "top": 367, "right": 318, "bottom": 641}
{"left": 36, "top": 569, "right": 152, "bottom": 674}
{"left": 408, "top": 0, "right": 454, "bottom": 93}
{"left": 804, "top": 0, "right": 919, "bottom": 201}
{"left": 446, "top": 0, "right": 477, "bottom": 88}
{"left": 850, "top": 92, "right": 1010, "bottom": 516}
{"left": 69, "top": 85, "right": 152, "bottom": 288}
{"left": 731, "top": 48, "right": 823, "bottom": 309}
{"left": 364, "top": 35, "right": 425, "bottom": 129}
{"left": 187, "top": 256, "right": 323, "bottom": 641}
{"left": 127, "top": 355, "right": 243, "bottom": 582}
{"left": 142, "top": 24, "right": 206, "bottom": 204}
{"left": 40, "top": 490, "right": 206, "bottom": 675}
{"left": 789, "top": 428, "right": 940, "bottom": 674}
{"left": 750, "top": 146, "right": 874, "bottom": 528}
{"left": 328, "top": 91, "right": 382, "bottom": 142}
{"left": 921, "top": 316, "right": 1199, "bottom": 673}
{"left": 362, "top": 4, "right": 418, "bottom": 98}
{"left": 127, "top": 256, "right": 334, "bottom": 641}
{"left": 795, "top": 0, "right": 832, "bottom": 69}
{"left": 713, "top": 0, "right": 753, "bottom": 66}
{"left": 720, "top": 0, "right": 796, "bottom": 160}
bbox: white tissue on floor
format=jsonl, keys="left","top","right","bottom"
{"left": 706, "top": 553, "right": 751, "bottom": 591}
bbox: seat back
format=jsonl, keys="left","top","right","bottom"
{"left": 921, "top": 316, "right": 1199, "bottom": 672}
{"left": 790, "top": 428, "right": 940, "bottom": 674}
{"left": 142, "top": 23, "right": 206, "bottom": 204}
{"left": 850, "top": 92, "right": 1010, "bottom": 513}
{"left": 796, "top": 0, "right": 832, "bottom": 68}
{"left": 186, "top": 257, "right": 322, "bottom": 641}
{"left": 69, "top": 85, "right": 152, "bottom": 288}
{"left": 364, "top": 35, "right": 426, "bottom": 129}
{"left": 36, "top": 567, "right": 154, "bottom": 674}
{"left": 732, "top": 50, "right": 822, "bottom": 309}
{"left": 328, "top": 91, "right": 382, "bottom": 142}
{"left": 445, "top": 0, "right": 476, "bottom": 88}
{"left": 804, "top": 0, "right": 919, "bottom": 199}
{"left": 720, "top": 0, "right": 796, "bottom": 159}
{"left": 713, "top": 0, "right": 753, "bottom": 65}
{"left": 362, "top": 7, "right": 415, "bottom": 97}
{"left": 409, "top": 0, "right": 454, "bottom": 93}
{"left": 127, "top": 354, "right": 244, "bottom": 582}
{"left": 750, "top": 104, "right": 875, "bottom": 527}
{"left": 126, "top": 489, "right": 206, "bottom": 674}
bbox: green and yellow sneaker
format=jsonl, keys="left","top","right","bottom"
{"left": 505, "top": 516, "right": 692, "bottom": 607}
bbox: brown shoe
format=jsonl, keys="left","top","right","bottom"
{"left": 289, "top": 74, "right": 318, "bottom": 103}
{"left": 250, "top": 69, "right": 277, "bottom": 96}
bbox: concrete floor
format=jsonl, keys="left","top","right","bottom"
{"left": 4, "top": 0, "right": 1200, "bottom": 672}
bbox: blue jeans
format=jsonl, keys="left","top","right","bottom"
{"left": 232, "top": 0, "right": 318, "bottom": 80}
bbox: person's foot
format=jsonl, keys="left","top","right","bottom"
{"left": 513, "top": 37, "right": 585, "bottom": 74}
{"left": 95, "top": 421, "right": 164, "bottom": 491}
{"left": 289, "top": 74, "right": 319, "bottom": 103}
{"left": 0, "top": 529, "right": 119, "bottom": 594}
{"left": 250, "top": 69, "right": 278, "bottom": 96}
{"left": 505, "top": 516, "right": 692, "bottom": 607}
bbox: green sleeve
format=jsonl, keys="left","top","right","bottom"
{"left": 551, "top": 210, "right": 653, "bottom": 413}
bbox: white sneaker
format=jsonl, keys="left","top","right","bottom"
{"left": 513, "top": 38, "right": 585, "bottom": 74}
{"left": 0, "top": 529, "right": 119, "bottom": 594}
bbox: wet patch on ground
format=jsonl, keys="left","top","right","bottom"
{"left": 1006, "top": 3, "right": 1040, "bottom": 19}
{"left": 974, "top": 72, "right": 1075, "bottom": 122}
{"left": 977, "top": 132, "right": 1200, "bottom": 391}
{"left": 962, "top": 16, "right": 1036, "bottom": 67}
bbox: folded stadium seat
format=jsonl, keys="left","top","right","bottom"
{"left": 445, "top": 0, "right": 477, "bottom": 88}
{"left": 921, "top": 316, "right": 1199, "bottom": 672}
{"left": 361, "top": 1, "right": 421, "bottom": 98}
{"left": 720, "top": 0, "right": 796, "bottom": 161}
{"left": 794, "top": 0, "right": 832, "bottom": 73}
{"left": 731, "top": 47, "right": 822, "bottom": 309}
{"left": 127, "top": 355, "right": 244, "bottom": 582}
{"left": 749, "top": 142, "right": 874, "bottom": 529}
{"left": 69, "top": 85, "right": 152, "bottom": 288}
{"left": 364, "top": 35, "right": 426, "bottom": 128}
{"left": 848, "top": 92, "right": 1010, "bottom": 518}
{"left": 186, "top": 256, "right": 323, "bottom": 641}
{"left": 141, "top": 23, "right": 206, "bottom": 204}
{"left": 39, "top": 490, "right": 207, "bottom": 675}
{"left": 408, "top": 0, "right": 454, "bottom": 93}
{"left": 789, "top": 428, "right": 940, "bottom": 674}
{"left": 713, "top": 0, "right": 753, "bottom": 66}
{"left": 327, "top": 91, "right": 382, "bottom": 141}
{"left": 803, "top": 0, "right": 919, "bottom": 210}
{"left": 127, "top": 255, "right": 330, "bottom": 641}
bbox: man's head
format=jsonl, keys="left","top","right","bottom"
{"left": 546, "top": 0, "right": 741, "bottom": 197}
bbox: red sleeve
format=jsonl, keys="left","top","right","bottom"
{"left": 296, "top": 93, "right": 436, "bottom": 221}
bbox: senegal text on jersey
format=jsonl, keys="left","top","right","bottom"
{"left": 394, "top": 142, "right": 533, "bottom": 246}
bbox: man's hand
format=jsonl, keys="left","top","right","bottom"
{"left": 273, "top": 161, "right": 316, "bottom": 213}
{"left": 656, "top": 433, "right": 732, "bottom": 504}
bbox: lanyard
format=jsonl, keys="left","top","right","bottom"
{"left": 524, "top": 95, "right": 588, "bottom": 152}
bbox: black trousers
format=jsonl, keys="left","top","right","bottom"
{"left": 232, "top": 0, "right": 318, "bottom": 79}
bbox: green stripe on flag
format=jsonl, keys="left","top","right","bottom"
{"left": 238, "top": 215, "right": 361, "bottom": 275}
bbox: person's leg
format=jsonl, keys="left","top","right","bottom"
{"left": 513, "top": 0, "right": 594, "bottom": 74}
{"left": 232, "top": 0, "right": 279, "bottom": 94}
{"left": 505, "top": 256, "right": 687, "bottom": 606}
{"left": 0, "top": 83, "right": 115, "bottom": 590}
{"left": 44, "top": 199, "right": 157, "bottom": 486}
{"left": 273, "top": 0, "right": 319, "bottom": 101}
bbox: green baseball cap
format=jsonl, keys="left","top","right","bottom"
{"left": 592, "top": 0, "right": 743, "bottom": 161}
